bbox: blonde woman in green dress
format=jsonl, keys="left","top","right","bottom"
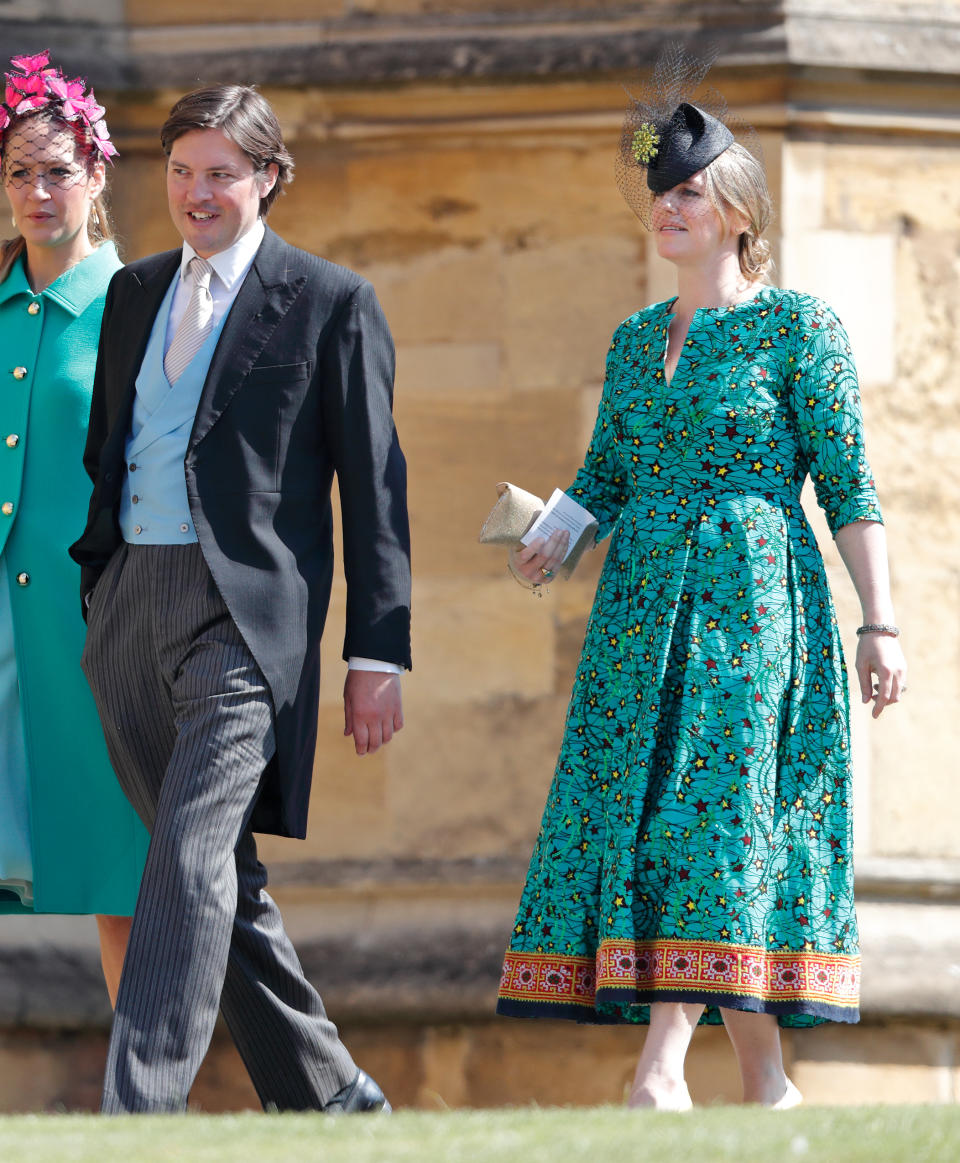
{"left": 497, "top": 50, "right": 906, "bottom": 1109}
{"left": 0, "top": 51, "right": 147, "bottom": 1006}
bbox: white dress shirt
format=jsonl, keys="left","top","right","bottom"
{"left": 166, "top": 219, "right": 265, "bottom": 347}
{"left": 171, "top": 220, "right": 401, "bottom": 677}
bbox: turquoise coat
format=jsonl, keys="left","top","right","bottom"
{"left": 0, "top": 243, "right": 148, "bottom": 915}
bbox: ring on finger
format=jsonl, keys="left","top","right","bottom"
{"left": 540, "top": 567, "right": 554, "bottom": 578}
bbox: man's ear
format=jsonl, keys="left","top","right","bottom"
{"left": 259, "top": 162, "right": 280, "bottom": 198}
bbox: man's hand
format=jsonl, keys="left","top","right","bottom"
{"left": 343, "top": 670, "right": 404, "bottom": 756}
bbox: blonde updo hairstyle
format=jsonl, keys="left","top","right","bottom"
{"left": 702, "top": 143, "right": 773, "bottom": 283}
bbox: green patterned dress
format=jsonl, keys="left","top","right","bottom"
{"left": 497, "top": 288, "right": 881, "bottom": 1027}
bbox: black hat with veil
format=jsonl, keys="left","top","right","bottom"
{"left": 615, "top": 44, "right": 762, "bottom": 227}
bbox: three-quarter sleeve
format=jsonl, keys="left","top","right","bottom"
{"left": 565, "top": 324, "right": 631, "bottom": 540}
{"left": 787, "top": 295, "right": 883, "bottom": 535}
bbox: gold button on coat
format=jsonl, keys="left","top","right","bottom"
{"left": 1, "top": 502, "right": 13, "bottom": 516}
{"left": 5, "top": 434, "right": 18, "bottom": 448}
{"left": 13, "top": 366, "right": 27, "bottom": 379}
{"left": 27, "top": 302, "right": 40, "bottom": 315}
{"left": 15, "top": 571, "right": 29, "bottom": 586}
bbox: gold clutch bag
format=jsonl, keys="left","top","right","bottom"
{"left": 479, "top": 482, "right": 597, "bottom": 581}
{"left": 478, "top": 482, "right": 544, "bottom": 546}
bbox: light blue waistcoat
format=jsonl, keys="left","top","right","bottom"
{"left": 119, "top": 274, "right": 229, "bottom": 544}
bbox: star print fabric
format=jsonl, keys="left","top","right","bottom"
{"left": 497, "top": 288, "right": 881, "bottom": 1027}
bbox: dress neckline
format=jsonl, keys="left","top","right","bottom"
{"left": 660, "top": 286, "right": 779, "bottom": 390}
{"left": 664, "top": 284, "right": 777, "bottom": 321}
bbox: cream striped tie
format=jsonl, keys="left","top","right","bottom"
{"left": 164, "top": 256, "right": 214, "bottom": 384}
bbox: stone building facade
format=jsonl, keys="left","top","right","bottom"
{"left": 1, "top": 0, "right": 959, "bottom": 1110}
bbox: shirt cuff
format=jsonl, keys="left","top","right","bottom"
{"left": 347, "top": 657, "right": 404, "bottom": 674}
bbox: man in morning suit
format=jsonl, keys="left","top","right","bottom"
{"left": 70, "top": 85, "right": 411, "bottom": 1114}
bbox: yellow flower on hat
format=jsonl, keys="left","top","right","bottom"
{"left": 631, "top": 122, "right": 660, "bottom": 165}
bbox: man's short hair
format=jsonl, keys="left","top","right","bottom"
{"left": 160, "top": 85, "right": 294, "bottom": 216}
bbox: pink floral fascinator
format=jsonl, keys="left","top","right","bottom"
{"left": 0, "top": 49, "right": 117, "bottom": 162}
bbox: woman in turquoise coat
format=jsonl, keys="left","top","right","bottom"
{"left": 0, "top": 51, "right": 147, "bottom": 1005}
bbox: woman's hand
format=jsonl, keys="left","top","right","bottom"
{"left": 510, "top": 529, "right": 570, "bottom": 584}
{"left": 833, "top": 521, "right": 907, "bottom": 719}
{"left": 855, "top": 632, "right": 907, "bottom": 718}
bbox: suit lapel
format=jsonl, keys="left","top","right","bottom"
{"left": 190, "top": 228, "right": 307, "bottom": 448}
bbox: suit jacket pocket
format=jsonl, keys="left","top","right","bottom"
{"left": 245, "top": 361, "right": 311, "bottom": 387}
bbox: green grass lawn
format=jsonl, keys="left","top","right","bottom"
{"left": 1, "top": 1106, "right": 958, "bottom": 1163}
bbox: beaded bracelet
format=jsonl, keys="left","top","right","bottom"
{"left": 856, "top": 623, "right": 900, "bottom": 638}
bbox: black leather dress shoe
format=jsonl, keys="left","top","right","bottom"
{"left": 323, "top": 1069, "right": 392, "bottom": 1115}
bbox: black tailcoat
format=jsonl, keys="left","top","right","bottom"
{"left": 70, "top": 227, "right": 412, "bottom": 838}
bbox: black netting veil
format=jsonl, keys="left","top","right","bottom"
{"left": 3, "top": 110, "right": 95, "bottom": 192}
{"left": 615, "top": 43, "right": 763, "bottom": 228}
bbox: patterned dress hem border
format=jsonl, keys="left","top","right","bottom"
{"left": 495, "top": 994, "right": 859, "bottom": 1026}
{"left": 498, "top": 940, "right": 860, "bottom": 1025}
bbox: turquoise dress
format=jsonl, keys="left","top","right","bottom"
{"left": 497, "top": 288, "right": 881, "bottom": 1027}
{"left": 0, "top": 243, "right": 149, "bottom": 915}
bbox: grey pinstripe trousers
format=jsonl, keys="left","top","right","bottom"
{"left": 81, "top": 543, "right": 356, "bottom": 1113}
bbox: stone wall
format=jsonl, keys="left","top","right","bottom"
{"left": 1, "top": 0, "right": 959, "bottom": 1111}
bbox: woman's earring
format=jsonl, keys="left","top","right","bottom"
{"left": 90, "top": 203, "right": 101, "bottom": 230}
{"left": 10, "top": 214, "right": 15, "bottom": 228}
